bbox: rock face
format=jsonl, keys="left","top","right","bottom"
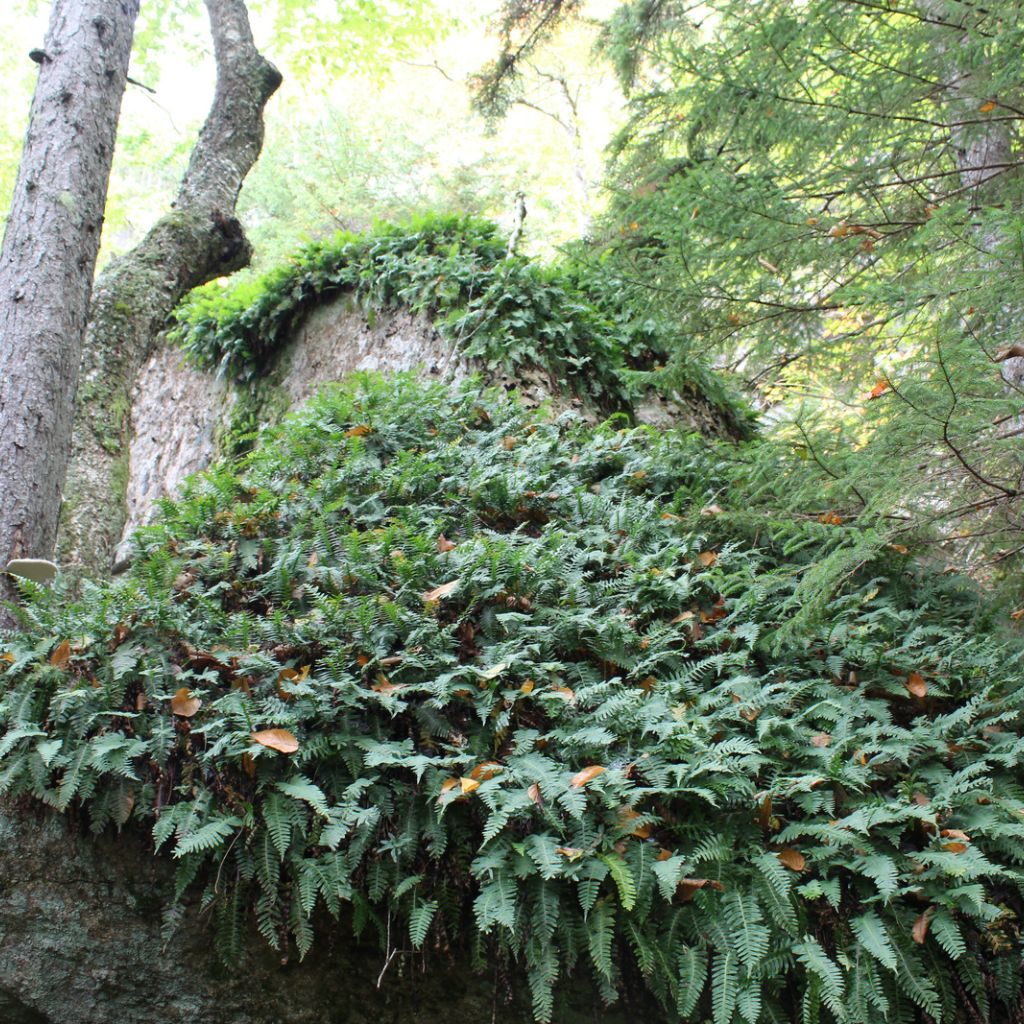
{"left": 118, "top": 303, "right": 469, "bottom": 561}
{"left": 0, "top": 806, "right": 640, "bottom": 1024}
{"left": 116, "top": 294, "right": 742, "bottom": 563}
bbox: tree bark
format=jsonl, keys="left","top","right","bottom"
{"left": 0, "top": 0, "right": 138, "bottom": 614}
{"left": 58, "top": 0, "right": 282, "bottom": 580}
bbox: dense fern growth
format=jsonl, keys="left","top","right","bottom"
{"left": 171, "top": 213, "right": 751, "bottom": 433}
{"left": 2, "top": 375, "right": 1023, "bottom": 1022}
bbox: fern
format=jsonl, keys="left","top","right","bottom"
{"left": 1, "top": 373, "right": 1023, "bottom": 1021}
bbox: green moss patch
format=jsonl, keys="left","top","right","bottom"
{"left": 171, "top": 213, "right": 752, "bottom": 433}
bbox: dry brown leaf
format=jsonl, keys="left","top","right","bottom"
{"left": 811, "top": 732, "right": 831, "bottom": 748}
{"left": 344, "top": 424, "right": 372, "bottom": 438}
{"left": 372, "top": 673, "right": 403, "bottom": 695}
{"left": 941, "top": 828, "right": 970, "bottom": 842}
{"left": 817, "top": 512, "right": 844, "bottom": 526}
{"left": 423, "top": 579, "right": 460, "bottom": 602}
{"left": 912, "top": 907, "right": 934, "bottom": 944}
{"left": 520, "top": 679, "right": 535, "bottom": 694}
{"left": 979, "top": 100, "right": 997, "bottom": 113}
{"left": 436, "top": 534, "right": 457, "bottom": 553}
{"left": 888, "top": 543, "right": 909, "bottom": 554}
{"left": 777, "top": 848, "right": 806, "bottom": 872}
{"left": 618, "top": 807, "right": 652, "bottom": 838}
{"left": 0, "top": 652, "right": 13, "bottom": 665}
{"left": 527, "top": 782, "right": 543, "bottom": 806}
{"left": 678, "top": 878, "right": 725, "bottom": 901}
{"left": 555, "top": 846, "right": 585, "bottom": 860}
{"left": 241, "top": 753, "right": 257, "bottom": 778}
{"left": 170, "top": 687, "right": 201, "bottom": 718}
{"left": 943, "top": 841, "right": 969, "bottom": 854}
{"left": 656, "top": 848, "right": 674, "bottom": 862}
{"left": 905, "top": 671, "right": 927, "bottom": 699}
{"left": 550, "top": 686, "right": 576, "bottom": 702}
{"left": 697, "top": 551, "right": 717, "bottom": 568}
{"left": 570, "top": 765, "right": 606, "bottom": 789}
{"left": 468, "top": 762, "right": 503, "bottom": 782}
{"left": 50, "top": 639, "right": 71, "bottom": 670}
{"left": 250, "top": 728, "right": 299, "bottom": 754}
{"left": 639, "top": 675, "right": 658, "bottom": 695}
{"left": 1010, "top": 608, "right": 1024, "bottom": 621}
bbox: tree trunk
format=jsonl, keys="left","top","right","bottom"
{"left": 58, "top": 0, "right": 282, "bottom": 580}
{"left": 0, "top": 0, "right": 138, "bottom": 614}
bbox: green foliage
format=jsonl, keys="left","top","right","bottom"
{"left": 171, "top": 214, "right": 751, "bottom": 430}
{"left": 588, "top": 0, "right": 1024, "bottom": 581}
{"left": 2, "top": 374, "right": 1024, "bottom": 1021}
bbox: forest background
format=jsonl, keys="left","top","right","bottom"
{"left": 3, "top": 0, "right": 1020, "bottom": 613}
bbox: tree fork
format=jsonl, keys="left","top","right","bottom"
{"left": 58, "top": 0, "right": 282, "bottom": 580}
{"left": 0, "top": 0, "right": 139, "bottom": 618}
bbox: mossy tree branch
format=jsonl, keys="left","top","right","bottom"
{"left": 59, "top": 0, "right": 281, "bottom": 580}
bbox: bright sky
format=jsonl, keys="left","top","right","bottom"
{"left": 0, "top": 1, "right": 625, "bottom": 265}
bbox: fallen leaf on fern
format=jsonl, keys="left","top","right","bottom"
{"left": 438, "top": 776, "right": 479, "bottom": 802}
{"left": 436, "top": 534, "right": 456, "bottom": 553}
{"left": 777, "top": 848, "right": 806, "bottom": 872}
{"left": 170, "top": 688, "right": 201, "bottom": 717}
{"left": 423, "top": 579, "right": 459, "bottom": 602}
{"left": 50, "top": 640, "right": 71, "bottom": 669}
{"left": 344, "top": 424, "right": 372, "bottom": 438}
{"left": 905, "top": 671, "right": 927, "bottom": 698}
{"left": 570, "top": 765, "right": 605, "bottom": 788}
{"left": 912, "top": 907, "right": 934, "bottom": 943}
{"left": 556, "top": 847, "right": 585, "bottom": 860}
{"left": 250, "top": 729, "right": 299, "bottom": 754}
{"left": 372, "top": 673, "right": 403, "bottom": 694}
{"left": 679, "top": 878, "right": 725, "bottom": 901}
